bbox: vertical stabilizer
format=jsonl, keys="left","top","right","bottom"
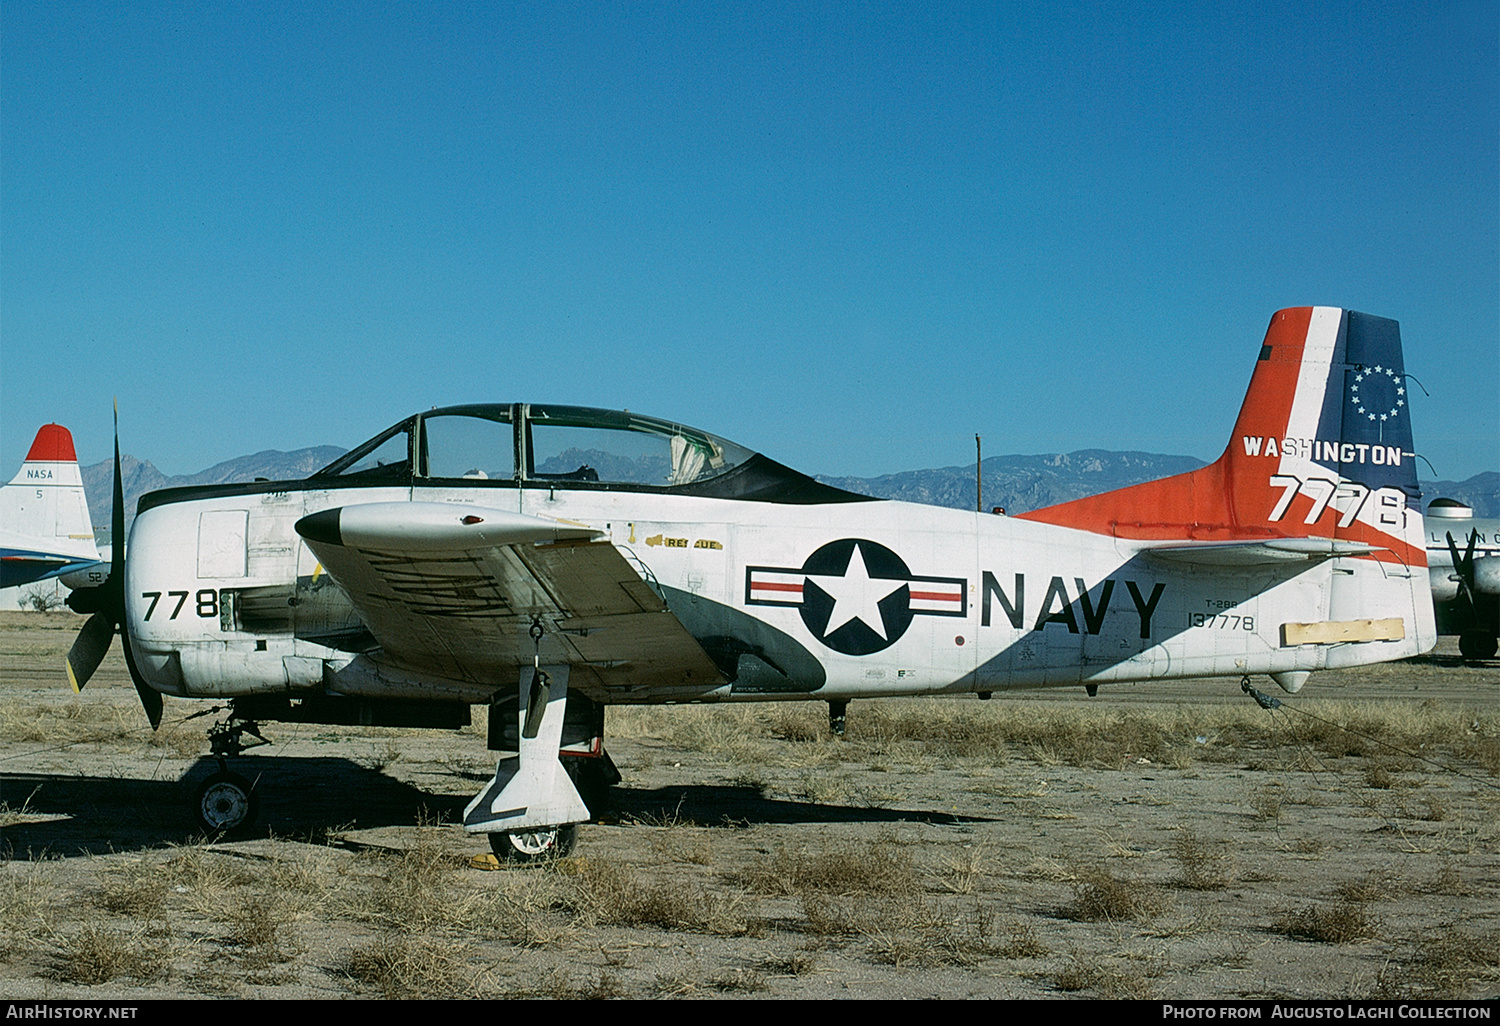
{"left": 1018, "top": 308, "right": 1434, "bottom": 665}
{"left": 1019, "top": 308, "right": 1424, "bottom": 565}
{"left": 1, "top": 424, "right": 103, "bottom": 589}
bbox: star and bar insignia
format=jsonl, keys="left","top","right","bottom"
{"left": 746, "top": 538, "right": 966, "bottom": 656}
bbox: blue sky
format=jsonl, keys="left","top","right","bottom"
{"left": 3, "top": 2, "right": 1495, "bottom": 483}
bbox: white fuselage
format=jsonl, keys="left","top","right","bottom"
{"left": 124, "top": 478, "right": 1429, "bottom": 706}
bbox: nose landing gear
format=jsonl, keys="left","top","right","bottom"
{"left": 194, "top": 765, "right": 259, "bottom": 838}
{"left": 190, "top": 713, "right": 270, "bottom": 837}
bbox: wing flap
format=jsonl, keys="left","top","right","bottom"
{"left": 296, "top": 503, "right": 724, "bottom": 691}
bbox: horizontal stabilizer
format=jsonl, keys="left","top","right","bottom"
{"left": 1143, "top": 538, "right": 1383, "bottom": 567}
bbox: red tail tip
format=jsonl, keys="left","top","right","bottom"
{"left": 25, "top": 424, "right": 77, "bottom": 462}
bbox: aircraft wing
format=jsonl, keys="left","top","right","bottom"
{"left": 1139, "top": 537, "right": 1383, "bottom": 567}
{"left": 295, "top": 503, "right": 726, "bottom": 693}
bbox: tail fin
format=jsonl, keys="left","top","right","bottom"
{"left": 1019, "top": 307, "right": 1424, "bottom": 566}
{"left": 1, "top": 424, "right": 103, "bottom": 589}
{"left": 1020, "top": 307, "right": 1435, "bottom": 667}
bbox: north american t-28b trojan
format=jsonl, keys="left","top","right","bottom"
{"left": 64, "top": 308, "right": 1436, "bottom": 858}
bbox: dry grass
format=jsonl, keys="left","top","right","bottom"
{"left": 995, "top": 921, "right": 1049, "bottom": 959}
{"left": 563, "top": 859, "right": 753, "bottom": 935}
{"left": 352, "top": 839, "right": 459, "bottom": 932}
{"left": 93, "top": 861, "right": 169, "bottom": 919}
{"left": 1249, "top": 784, "right": 1285, "bottom": 821}
{"left": 161, "top": 845, "right": 266, "bottom": 895}
{"left": 739, "top": 839, "right": 917, "bottom": 896}
{"left": 0, "top": 867, "right": 57, "bottom": 963}
{"left": 1170, "top": 828, "right": 1234, "bottom": 890}
{"left": 799, "top": 889, "right": 1000, "bottom": 967}
{"left": 1372, "top": 929, "right": 1500, "bottom": 999}
{"left": 521, "top": 968, "right": 628, "bottom": 1000}
{"left": 1405, "top": 931, "right": 1500, "bottom": 996}
{"left": 1062, "top": 865, "right": 1170, "bottom": 922}
{"left": 1270, "top": 899, "right": 1378, "bottom": 944}
{"left": 337, "top": 932, "right": 478, "bottom": 998}
{"left": 222, "top": 898, "right": 305, "bottom": 968}
{"left": 610, "top": 696, "right": 1500, "bottom": 781}
{"left": 756, "top": 951, "right": 817, "bottom": 975}
{"left": 49, "top": 924, "right": 174, "bottom": 985}
{"left": 4, "top": 645, "right": 1498, "bottom": 1000}
{"left": 1335, "top": 870, "right": 1396, "bottom": 902}
{"left": 1049, "top": 951, "right": 1161, "bottom": 998}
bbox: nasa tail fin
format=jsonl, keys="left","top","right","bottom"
{"left": 1019, "top": 307, "right": 1435, "bottom": 665}
{"left": 1, "top": 424, "right": 103, "bottom": 589}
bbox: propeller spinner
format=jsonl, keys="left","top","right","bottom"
{"left": 63, "top": 404, "right": 162, "bottom": 729}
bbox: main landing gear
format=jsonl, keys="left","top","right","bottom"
{"left": 490, "top": 823, "right": 578, "bottom": 862}
{"left": 466, "top": 656, "right": 627, "bottom": 863}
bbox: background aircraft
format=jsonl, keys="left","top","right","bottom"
{"left": 1424, "top": 498, "right": 1499, "bottom": 659}
{"left": 0, "top": 424, "right": 103, "bottom": 590}
{"left": 61, "top": 308, "right": 1435, "bottom": 859}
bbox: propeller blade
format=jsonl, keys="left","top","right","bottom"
{"left": 122, "top": 636, "right": 162, "bottom": 730}
{"left": 110, "top": 399, "right": 125, "bottom": 587}
{"left": 1446, "top": 530, "right": 1479, "bottom": 607}
{"left": 65, "top": 611, "right": 116, "bottom": 693}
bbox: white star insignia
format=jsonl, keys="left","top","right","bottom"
{"left": 806, "top": 544, "right": 904, "bottom": 640}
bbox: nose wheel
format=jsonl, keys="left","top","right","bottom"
{"left": 194, "top": 768, "right": 259, "bottom": 838}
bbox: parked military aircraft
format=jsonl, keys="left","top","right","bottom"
{"left": 1, "top": 424, "right": 104, "bottom": 590}
{"left": 1424, "top": 499, "right": 1499, "bottom": 660}
{"left": 64, "top": 307, "right": 1436, "bottom": 858}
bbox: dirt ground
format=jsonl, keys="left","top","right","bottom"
{"left": 2, "top": 609, "right": 1497, "bottom": 1000}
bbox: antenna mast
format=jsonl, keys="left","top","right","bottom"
{"left": 975, "top": 434, "right": 982, "bottom": 512}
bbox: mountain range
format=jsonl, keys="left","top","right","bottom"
{"left": 79, "top": 447, "right": 1499, "bottom": 540}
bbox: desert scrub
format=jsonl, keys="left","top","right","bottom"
{"left": 738, "top": 838, "right": 917, "bottom": 896}
{"left": 50, "top": 924, "right": 174, "bottom": 985}
{"left": 1170, "top": 828, "right": 1235, "bottom": 890}
{"left": 1062, "top": 865, "right": 1169, "bottom": 922}
{"left": 561, "top": 859, "right": 751, "bottom": 935}
{"left": 338, "top": 932, "right": 479, "bottom": 998}
{"left": 1271, "top": 899, "right": 1378, "bottom": 943}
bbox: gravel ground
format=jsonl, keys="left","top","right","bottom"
{"left": 2, "top": 610, "right": 1497, "bottom": 1000}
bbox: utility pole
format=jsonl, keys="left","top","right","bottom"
{"left": 975, "top": 434, "right": 982, "bottom": 512}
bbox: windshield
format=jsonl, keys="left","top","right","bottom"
{"left": 311, "top": 418, "right": 414, "bottom": 480}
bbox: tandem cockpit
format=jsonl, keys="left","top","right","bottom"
{"left": 306, "top": 403, "right": 862, "bottom": 504}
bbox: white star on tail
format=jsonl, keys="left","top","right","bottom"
{"left": 807, "top": 543, "right": 904, "bottom": 640}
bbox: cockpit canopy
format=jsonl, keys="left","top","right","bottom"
{"left": 312, "top": 403, "right": 755, "bottom": 489}
{"left": 137, "top": 403, "right": 870, "bottom": 515}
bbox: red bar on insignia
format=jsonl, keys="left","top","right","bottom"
{"left": 909, "top": 581, "right": 964, "bottom": 614}
{"left": 747, "top": 569, "right": 804, "bottom": 605}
